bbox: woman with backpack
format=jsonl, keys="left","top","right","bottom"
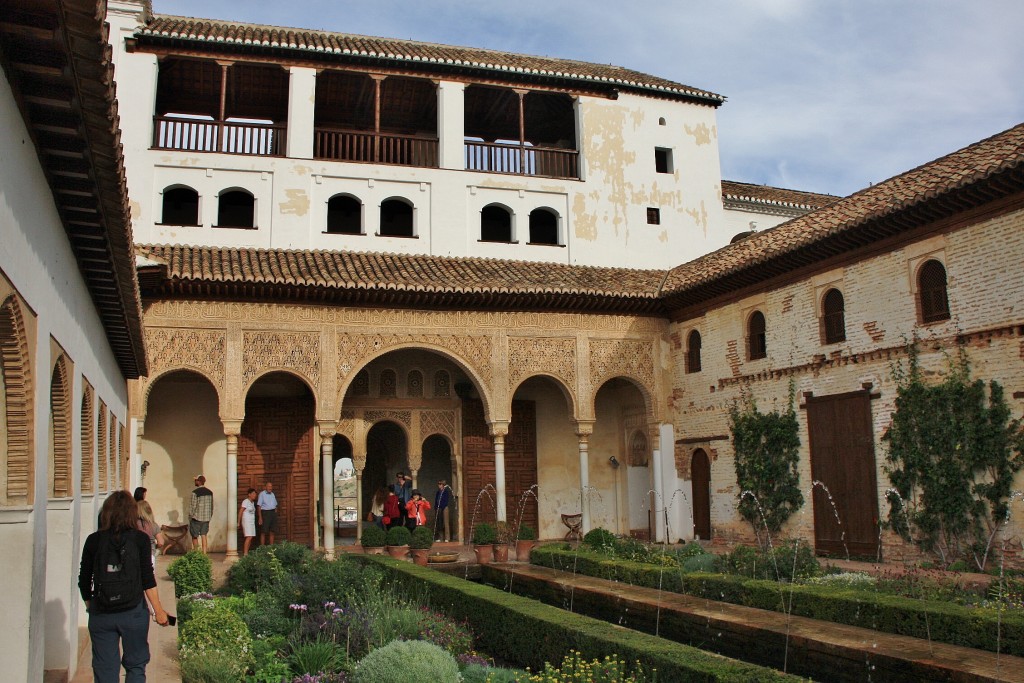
{"left": 79, "top": 490, "right": 169, "bottom": 682}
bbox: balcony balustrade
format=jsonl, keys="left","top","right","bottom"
{"left": 153, "top": 116, "right": 286, "bottom": 156}
{"left": 314, "top": 128, "right": 439, "bottom": 168}
{"left": 464, "top": 140, "right": 579, "bottom": 180}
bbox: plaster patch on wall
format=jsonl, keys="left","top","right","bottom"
{"left": 582, "top": 103, "right": 632, "bottom": 238}
{"left": 573, "top": 193, "right": 596, "bottom": 241}
{"left": 279, "top": 189, "right": 310, "bottom": 216}
{"left": 684, "top": 123, "right": 713, "bottom": 146}
{"left": 630, "top": 109, "right": 645, "bottom": 130}
{"left": 177, "top": 157, "right": 202, "bottom": 166}
{"left": 685, "top": 200, "right": 709, "bottom": 235}
{"left": 293, "top": 165, "right": 312, "bottom": 176}
{"left": 658, "top": 229, "right": 669, "bottom": 243}
{"left": 128, "top": 200, "right": 141, "bottom": 220}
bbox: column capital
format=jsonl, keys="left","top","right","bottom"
{"left": 221, "top": 419, "right": 243, "bottom": 437}
{"left": 575, "top": 420, "right": 595, "bottom": 439}
{"left": 488, "top": 421, "right": 509, "bottom": 439}
{"left": 317, "top": 420, "right": 338, "bottom": 440}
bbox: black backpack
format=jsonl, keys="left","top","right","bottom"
{"left": 92, "top": 531, "right": 143, "bottom": 611}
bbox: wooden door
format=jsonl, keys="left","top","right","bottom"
{"left": 461, "top": 398, "right": 538, "bottom": 539}
{"left": 691, "top": 449, "right": 712, "bottom": 540}
{"left": 238, "top": 396, "right": 315, "bottom": 547}
{"left": 806, "top": 391, "right": 879, "bottom": 557}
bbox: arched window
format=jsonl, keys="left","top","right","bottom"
{"left": 80, "top": 382, "right": 94, "bottom": 494}
{"left": 528, "top": 208, "right": 559, "bottom": 245}
{"left": 379, "top": 369, "right": 397, "bottom": 397}
{"left": 821, "top": 288, "right": 846, "bottom": 344}
{"left": 748, "top": 310, "right": 767, "bottom": 360}
{"left": 351, "top": 370, "right": 369, "bottom": 397}
{"left": 326, "top": 194, "right": 362, "bottom": 234}
{"left": 108, "top": 412, "right": 117, "bottom": 489}
{"left": 407, "top": 370, "right": 423, "bottom": 398}
{"left": 480, "top": 204, "right": 512, "bottom": 242}
{"left": 0, "top": 295, "right": 32, "bottom": 505}
{"left": 97, "top": 403, "right": 107, "bottom": 492}
{"left": 686, "top": 330, "right": 702, "bottom": 373}
{"left": 217, "top": 189, "right": 255, "bottom": 228}
{"left": 49, "top": 357, "right": 72, "bottom": 498}
{"left": 161, "top": 186, "right": 200, "bottom": 226}
{"left": 918, "top": 259, "right": 951, "bottom": 323}
{"left": 433, "top": 370, "right": 450, "bottom": 398}
{"left": 380, "top": 198, "right": 413, "bottom": 237}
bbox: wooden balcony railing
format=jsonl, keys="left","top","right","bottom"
{"left": 152, "top": 117, "right": 286, "bottom": 156}
{"left": 464, "top": 141, "right": 579, "bottom": 180}
{"left": 314, "top": 128, "right": 439, "bottom": 168}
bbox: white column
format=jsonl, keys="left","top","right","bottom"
{"left": 286, "top": 66, "right": 317, "bottom": 159}
{"left": 577, "top": 431, "right": 591, "bottom": 533}
{"left": 492, "top": 430, "right": 507, "bottom": 522}
{"left": 437, "top": 80, "right": 465, "bottom": 170}
{"left": 319, "top": 429, "right": 335, "bottom": 558}
{"left": 651, "top": 426, "right": 665, "bottom": 544}
{"left": 354, "top": 453, "right": 366, "bottom": 543}
{"left": 223, "top": 421, "right": 241, "bottom": 558}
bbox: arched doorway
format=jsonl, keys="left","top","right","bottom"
{"left": 691, "top": 449, "right": 712, "bottom": 540}
{"left": 239, "top": 372, "right": 315, "bottom": 547}
{"left": 419, "top": 434, "right": 455, "bottom": 541}
{"left": 362, "top": 421, "right": 408, "bottom": 515}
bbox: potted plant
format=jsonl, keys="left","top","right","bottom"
{"left": 515, "top": 523, "right": 537, "bottom": 561}
{"left": 386, "top": 525, "right": 411, "bottom": 559}
{"left": 471, "top": 522, "right": 496, "bottom": 565}
{"left": 360, "top": 525, "right": 387, "bottom": 555}
{"left": 409, "top": 526, "right": 434, "bottom": 566}
{"left": 494, "top": 521, "right": 514, "bottom": 562}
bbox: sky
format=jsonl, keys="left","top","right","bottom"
{"left": 153, "top": 0, "right": 1024, "bottom": 197}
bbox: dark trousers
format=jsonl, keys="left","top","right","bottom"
{"left": 434, "top": 507, "right": 447, "bottom": 541}
{"left": 89, "top": 599, "right": 151, "bottom": 683}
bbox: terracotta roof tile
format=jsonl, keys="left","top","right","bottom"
{"left": 138, "top": 15, "right": 724, "bottom": 105}
{"left": 721, "top": 181, "right": 838, "bottom": 211}
{"left": 665, "top": 123, "right": 1024, "bottom": 299}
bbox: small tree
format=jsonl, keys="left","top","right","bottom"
{"left": 729, "top": 383, "right": 804, "bottom": 548}
{"left": 884, "top": 340, "right": 1024, "bottom": 570}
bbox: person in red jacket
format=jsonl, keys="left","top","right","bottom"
{"left": 383, "top": 489, "right": 402, "bottom": 530}
{"left": 405, "top": 489, "right": 432, "bottom": 530}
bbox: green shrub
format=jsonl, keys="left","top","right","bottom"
{"left": 682, "top": 553, "right": 719, "bottom": 573}
{"left": 583, "top": 527, "right": 616, "bottom": 552}
{"left": 248, "top": 636, "right": 290, "bottom": 683}
{"left": 271, "top": 541, "right": 315, "bottom": 572}
{"left": 517, "top": 523, "right": 536, "bottom": 541}
{"left": 472, "top": 522, "right": 495, "bottom": 545}
{"left": 386, "top": 525, "right": 411, "bottom": 546}
{"left": 288, "top": 638, "right": 347, "bottom": 676}
{"left": 236, "top": 587, "right": 295, "bottom": 639}
{"left": 676, "top": 541, "right": 709, "bottom": 559}
{"left": 178, "top": 603, "right": 253, "bottom": 677}
{"left": 226, "top": 545, "right": 288, "bottom": 594}
{"left": 414, "top": 606, "right": 474, "bottom": 656}
{"left": 353, "top": 639, "right": 460, "bottom": 683}
{"left": 769, "top": 540, "right": 820, "bottom": 581}
{"left": 362, "top": 556, "right": 798, "bottom": 681}
{"left": 179, "top": 649, "right": 240, "bottom": 683}
{"left": 360, "top": 525, "right": 387, "bottom": 547}
{"left": 167, "top": 550, "right": 213, "bottom": 598}
{"left": 807, "top": 572, "right": 876, "bottom": 589}
{"left": 461, "top": 663, "right": 523, "bottom": 682}
{"left": 176, "top": 592, "right": 215, "bottom": 626}
{"left": 410, "top": 525, "right": 434, "bottom": 549}
{"left": 298, "top": 555, "right": 378, "bottom": 609}
{"left": 531, "top": 650, "right": 651, "bottom": 682}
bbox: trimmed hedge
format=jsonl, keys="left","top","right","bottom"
{"left": 357, "top": 555, "right": 798, "bottom": 682}
{"left": 531, "top": 545, "right": 1024, "bottom": 656}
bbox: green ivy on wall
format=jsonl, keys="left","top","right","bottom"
{"left": 884, "top": 339, "right": 1024, "bottom": 571}
{"left": 730, "top": 382, "right": 804, "bottom": 549}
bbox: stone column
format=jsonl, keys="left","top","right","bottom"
{"left": 489, "top": 423, "right": 509, "bottom": 521}
{"left": 223, "top": 420, "right": 242, "bottom": 559}
{"left": 318, "top": 423, "right": 337, "bottom": 558}
{"left": 650, "top": 425, "right": 665, "bottom": 544}
{"left": 353, "top": 452, "right": 366, "bottom": 542}
{"left": 408, "top": 451, "right": 422, "bottom": 490}
{"left": 576, "top": 423, "right": 594, "bottom": 534}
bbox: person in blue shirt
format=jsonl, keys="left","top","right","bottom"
{"left": 257, "top": 481, "right": 279, "bottom": 546}
{"left": 391, "top": 472, "right": 412, "bottom": 527}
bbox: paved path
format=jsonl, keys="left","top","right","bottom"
{"left": 487, "top": 563, "right": 1024, "bottom": 683}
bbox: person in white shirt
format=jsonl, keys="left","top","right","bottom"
{"left": 257, "top": 481, "right": 279, "bottom": 545}
{"left": 238, "top": 488, "right": 258, "bottom": 556}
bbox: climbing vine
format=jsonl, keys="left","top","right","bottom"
{"left": 730, "top": 382, "right": 804, "bottom": 549}
{"left": 884, "top": 339, "right": 1024, "bottom": 571}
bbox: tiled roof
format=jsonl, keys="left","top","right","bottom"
{"left": 0, "top": 0, "right": 147, "bottom": 377}
{"left": 136, "top": 245, "right": 668, "bottom": 315}
{"left": 664, "top": 123, "right": 1024, "bottom": 309}
{"left": 721, "top": 181, "right": 838, "bottom": 211}
{"left": 137, "top": 15, "right": 724, "bottom": 106}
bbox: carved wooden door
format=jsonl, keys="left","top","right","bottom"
{"left": 691, "top": 449, "right": 712, "bottom": 540}
{"left": 238, "top": 396, "right": 315, "bottom": 547}
{"left": 806, "top": 390, "right": 879, "bottom": 557}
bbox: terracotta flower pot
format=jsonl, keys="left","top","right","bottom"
{"left": 410, "top": 548, "right": 430, "bottom": 566}
{"left": 387, "top": 545, "right": 409, "bottom": 559}
{"left": 363, "top": 546, "right": 386, "bottom": 555}
{"left": 473, "top": 544, "right": 493, "bottom": 565}
{"left": 515, "top": 539, "right": 535, "bottom": 561}
{"left": 493, "top": 543, "right": 510, "bottom": 563}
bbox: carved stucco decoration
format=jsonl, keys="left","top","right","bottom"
{"left": 145, "top": 327, "right": 226, "bottom": 389}
{"left": 507, "top": 337, "right": 577, "bottom": 393}
{"left": 589, "top": 338, "right": 656, "bottom": 396}
{"left": 243, "top": 331, "right": 320, "bottom": 387}
{"left": 419, "top": 409, "right": 457, "bottom": 442}
{"left": 337, "top": 332, "right": 492, "bottom": 387}
{"left": 364, "top": 409, "right": 412, "bottom": 430}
